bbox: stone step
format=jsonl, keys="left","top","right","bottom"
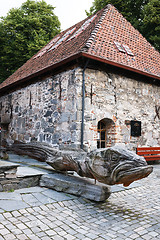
{"left": 40, "top": 173, "right": 111, "bottom": 202}
{"left": 0, "top": 160, "right": 46, "bottom": 192}
{"left": 0, "top": 160, "right": 20, "bottom": 175}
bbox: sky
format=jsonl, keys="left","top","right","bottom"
{"left": 0, "top": 0, "right": 94, "bottom": 31}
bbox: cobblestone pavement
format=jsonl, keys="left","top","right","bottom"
{"left": 0, "top": 164, "right": 159, "bottom": 240}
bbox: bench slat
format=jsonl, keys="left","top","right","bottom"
{"left": 136, "top": 147, "right": 160, "bottom": 162}
{"left": 137, "top": 147, "right": 160, "bottom": 151}
{"left": 137, "top": 150, "right": 160, "bottom": 155}
{"left": 144, "top": 155, "right": 160, "bottom": 161}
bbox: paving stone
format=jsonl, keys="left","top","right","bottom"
{"left": 3, "top": 212, "right": 12, "bottom": 219}
{"left": 10, "top": 229, "right": 23, "bottom": 235}
{"left": 32, "top": 192, "right": 57, "bottom": 204}
{"left": 141, "top": 235, "right": 152, "bottom": 240}
{"left": 74, "top": 233, "right": 86, "bottom": 239}
{"left": 30, "top": 226, "right": 41, "bottom": 234}
{"left": 0, "top": 192, "right": 22, "bottom": 201}
{"left": 41, "top": 188, "right": 74, "bottom": 201}
{"left": 16, "top": 223, "right": 27, "bottom": 230}
{"left": 3, "top": 233, "right": 16, "bottom": 240}
{"left": 50, "top": 236, "right": 64, "bottom": 240}
{"left": 39, "top": 205, "right": 49, "bottom": 211}
{"left": 16, "top": 233, "right": 28, "bottom": 239}
{"left": 45, "top": 229, "right": 57, "bottom": 236}
{"left": 0, "top": 200, "right": 29, "bottom": 211}
{"left": 39, "top": 223, "right": 50, "bottom": 231}
{"left": 148, "top": 231, "right": 159, "bottom": 237}
{"left": 22, "top": 229, "right": 33, "bottom": 236}
{"left": 15, "top": 187, "right": 44, "bottom": 194}
{"left": 0, "top": 228, "right": 10, "bottom": 235}
{"left": 63, "top": 234, "right": 76, "bottom": 240}
{"left": 36, "top": 231, "right": 46, "bottom": 238}
{"left": 5, "top": 224, "right": 16, "bottom": 231}
{"left": 12, "top": 211, "right": 21, "bottom": 217}
{"left": 0, "top": 160, "right": 19, "bottom": 171}
{"left": 27, "top": 234, "right": 40, "bottom": 240}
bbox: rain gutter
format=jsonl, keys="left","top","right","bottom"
{"left": 81, "top": 59, "right": 89, "bottom": 150}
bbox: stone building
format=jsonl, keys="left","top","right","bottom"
{"left": 0, "top": 4, "right": 160, "bottom": 152}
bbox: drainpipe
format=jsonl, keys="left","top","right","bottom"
{"left": 81, "top": 60, "right": 89, "bottom": 149}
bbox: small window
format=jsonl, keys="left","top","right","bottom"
{"left": 131, "top": 120, "right": 141, "bottom": 137}
{"left": 122, "top": 44, "right": 134, "bottom": 56}
{"left": 114, "top": 41, "right": 126, "bottom": 53}
{"left": 97, "top": 118, "right": 115, "bottom": 148}
{"left": 48, "top": 27, "right": 76, "bottom": 51}
{"left": 34, "top": 36, "right": 60, "bottom": 58}
{"left": 68, "top": 15, "right": 96, "bottom": 41}
{"left": 97, "top": 121, "right": 107, "bottom": 148}
{"left": 114, "top": 42, "right": 134, "bottom": 56}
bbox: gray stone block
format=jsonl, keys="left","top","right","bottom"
{"left": 44, "top": 127, "right": 54, "bottom": 134}
{"left": 44, "top": 110, "right": 53, "bottom": 117}
{"left": 32, "top": 192, "right": 57, "bottom": 204}
{"left": 40, "top": 173, "right": 111, "bottom": 202}
{"left": 0, "top": 200, "right": 29, "bottom": 211}
{"left": 41, "top": 188, "right": 75, "bottom": 201}
{"left": 0, "top": 160, "right": 19, "bottom": 174}
{"left": 16, "top": 167, "right": 46, "bottom": 178}
{"left": 59, "top": 112, "right": 70, "bottom": 123}
{"left": 18, "top": 176, "right": 40, "bottom": 189}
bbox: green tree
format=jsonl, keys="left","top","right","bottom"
{"left": 0, "top": 0, "right": 61, "bottom": 83}
{"left": 86, "top": 0, "right": 149, "bottom": 30}
{"left": 142, "top": 0, "right": 160, "bottom": 51}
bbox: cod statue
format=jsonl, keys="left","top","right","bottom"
{"left": 8, "top": 141, "right": 153, "bottom": 187}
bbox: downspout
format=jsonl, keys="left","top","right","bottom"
{"left": 81, "top": 60, "right": 89, "bottom": 149}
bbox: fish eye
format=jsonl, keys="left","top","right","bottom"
{"left": 111, "top": 153, "right": 120, "bottom": 161}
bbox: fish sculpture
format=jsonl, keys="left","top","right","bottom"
{"left": 7, "top": 141, "right": 153, "bottom": 187}
{"left": 86, "top": 147, "right": 153, "bottom": 187}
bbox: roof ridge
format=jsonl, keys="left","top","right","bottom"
{"left": 83, "top": 5, "right": 110, "bottom": 50}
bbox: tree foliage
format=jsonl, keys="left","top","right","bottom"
{"left": 0, "top": 0, "right": 61, "bottom": 83}
{"left": 86, "top": 0, "right": 160, "bottom": 52}
{"left": 142, "top": 0, "right": 160, "bottom": 51}
{"left": 86, "top": 0, "right": 149, "bottom": 30}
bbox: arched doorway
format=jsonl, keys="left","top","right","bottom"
{"left": 97, "top": 118, "right": 115, "bottom": 148}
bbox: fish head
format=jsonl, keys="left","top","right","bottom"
{"left": 87, "top": 146, "right": 153, "bottom": 187}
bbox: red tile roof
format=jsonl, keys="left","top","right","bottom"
{"left": 0, "top": 4, "right": 160, "bottom": 91}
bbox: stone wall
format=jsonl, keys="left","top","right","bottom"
{"left": 0, "top": 66, "right": 160, "bottom": 152}
{"left": 0, "top": 69, "right": 83, "bottom": 149}
{"left": 83, "top": 68, "right": 160, "bottom": 151}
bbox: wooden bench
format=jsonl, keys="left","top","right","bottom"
{"left": 136, "top": 147, "right": 160, "bottom": 162}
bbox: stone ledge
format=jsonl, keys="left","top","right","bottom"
{"left": 0, "top": 160, "right": 19, "bottom": 173}
{"left": 16, "top": 167, "right": 46, "bottom": 178}
{"left": 0, "top": 160, "right": 46, "bottom": 192}
{"left": 40, "top": 173, "right": 111, "bottom": 202}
